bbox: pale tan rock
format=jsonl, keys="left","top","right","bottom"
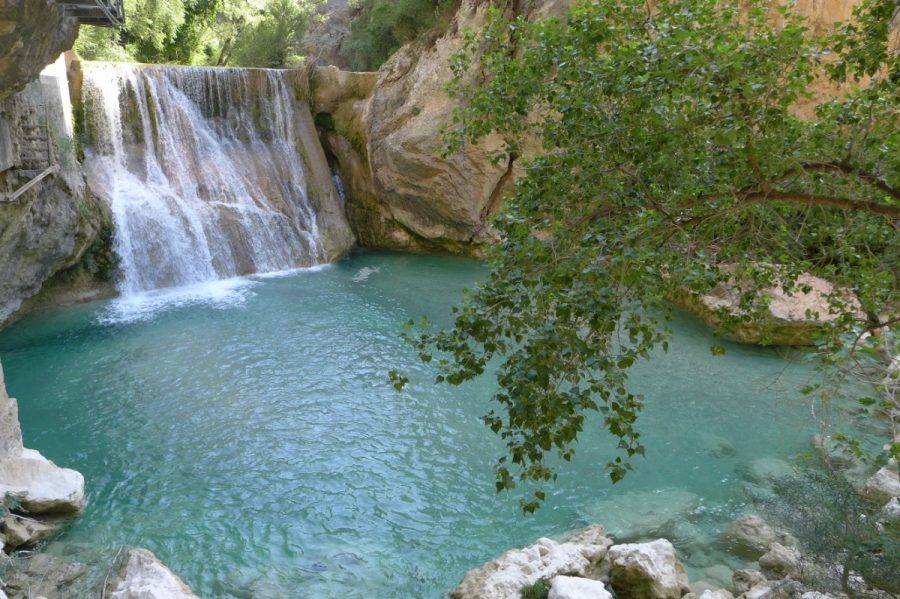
{"left": 680, "top": 271, "right": 862, "bottom": 346}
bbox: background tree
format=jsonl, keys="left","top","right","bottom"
{"left": 391, "top": 0, "right": 899, "bottom": 512}
{"left": 74, "top": 0, "right": 320, "bottom": 68}
{"left": 348, "top": 0, "right": 461, "bottom": 70}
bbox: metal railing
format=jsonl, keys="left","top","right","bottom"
{"left": 58, "top": 0, "right": 124, "bottom": 27}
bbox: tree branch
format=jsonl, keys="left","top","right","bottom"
{"left": 740, "top": 190, "right": 900, "bottom": 218}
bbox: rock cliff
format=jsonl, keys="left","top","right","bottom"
{"left": 0, "top": 0, "right": 79, "bottom": 101}
{"left": 310, "top": 0, "right": 573, "bottom": 255}
{"left": 309, "top": 0, "right": 866, "bottom": 255}
{"left": 0, "top": 56, "right": 110, "bottom": 325}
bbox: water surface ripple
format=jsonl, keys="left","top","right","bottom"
{"left": 0, "top": 252, "right": 867, "bottom": 598}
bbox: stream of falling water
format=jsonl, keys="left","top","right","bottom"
{"left": 82, "top": 64, "right": 328, "bottom": 294}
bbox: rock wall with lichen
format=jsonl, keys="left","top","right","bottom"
{"left": 0, "top": 0, "right": 79, "bottom": 101}
{"left": 0, "top": 56, "right": 110, "bottom": 326}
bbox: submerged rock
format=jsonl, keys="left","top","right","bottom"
{"left": 722, "top": 516, "right": 796, "bottom": 560}
{"left": 449, "top": 525, "right": 612, "bottom": 599}
{"left": 735, "top": 458, "right": 793, "bottom": 488}
{"left": 0, "top": 514, "right": 61, "bottom": 549}
{"left": 2, "top": 552, "right": 87, "bottom": 599}
{"left": 106, "top": 548, "right": 200, "bottom": 599}
{"left": 608, "top": 539, "right": 691, "bottom": 599}
{"left": 549, "top": 575, "right": 612, "bottom": 599}
{"left": 580, "top": 489, "right": 700, "bottom": 540}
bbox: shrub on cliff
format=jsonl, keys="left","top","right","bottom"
{"left": 348, "top": 0, "right": 461, "bottom": 70}
{"left": 390, "top": 0, "right": 899, "bottom": 512}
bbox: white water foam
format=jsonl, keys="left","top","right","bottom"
{"left": 98, "top": 277, "right": 257, "bottom": 324}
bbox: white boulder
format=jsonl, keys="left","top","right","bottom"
{"left": 449, "top": 525, "right": 613, "bottom": 599}
{"left": 862, "top": 464, "right": 900, "bottom": 503}
{"left": 0, "top": 448, "right": 85, "bottom": 514}
{"left": 107, "top": 548, "right": 200, "bottom": 599}
{"left": 608, "top": 539, "right": 690, "bottom": 599}
{"left": 549, "top": 576, "right": 613, "bottom": 599}
{"left": 580, "top": 489, "right": 699, "bottom": 540}
{"left": 698, "top": 590, "right": 734, "bottom": 599}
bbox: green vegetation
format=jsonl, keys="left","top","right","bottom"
{"left": 348, "top": 0, "right": 461, "bottom": 71}
{"left": 521, "top": 579, "right": 551, "bottom": 599}
{"left": 391, "top": 0, "right": 899, "bottom": 512}
{"left": 766, "top": 468, "right": 900, "bottom": 598}
{"left": 74, "top": 0, "right": 320, "bottom": 67}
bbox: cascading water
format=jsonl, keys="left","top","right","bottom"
{"left": 82, "top": 64, "right": 342, "bottom": 294}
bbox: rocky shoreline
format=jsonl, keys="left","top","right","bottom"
{"left": 0, "top": 359, "right": 202, "bottom": 598}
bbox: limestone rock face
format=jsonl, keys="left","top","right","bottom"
{"left": 307, "top": 0, "right": 865, "bottom": 256}
{"left": 0, "top": 0, "right": 79, "bottom": 101}
{"left": 311, "top": 0, "right": 573, "bottom": 255}
{"left": 0, "top": 361, "right": 23, "bottom": 458}
{"left": 449, "top": 525, "right": 613, "bottom": 599}
{"left": 0, "top": 448, "right": 85, "bottom": 514}
{"left": 608, "top": 539, "right": 691, "bottom": 599}
{"left": 106, "top": 548, "right": 200, "bottom": 599}
{"left": 1, "top": 60, "right": 109, "bottom": 325}
{"left": 550, "top": 576, "right": 613, "bottom": 599}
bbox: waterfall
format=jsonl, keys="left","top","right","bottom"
{"left": 82, "top": 64, "right": 343, "bottom": 295}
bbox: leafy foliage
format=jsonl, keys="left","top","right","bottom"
{"left": 229, "top": 0, "right": 310, "bottom": 67}
{"left": 74, "top": 0, "right": 319, "bottom": 68}
{"left": 765, "top": 467, "right": 900, "bottom": 598}
{"left": 521, "top": 579, "right": 551, "bottom": 599}
{"left": 348, "top": 0, "right": 461, "bottom": 71}
{"left": 392, "top": 0, "right": 899, "bottom": 511}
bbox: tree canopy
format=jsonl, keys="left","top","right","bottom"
{"left": 74, "top": 0, "right": 319, "bottom": 67}
{"left": 391, "top": 0, "right": 899, "bottom": 512}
